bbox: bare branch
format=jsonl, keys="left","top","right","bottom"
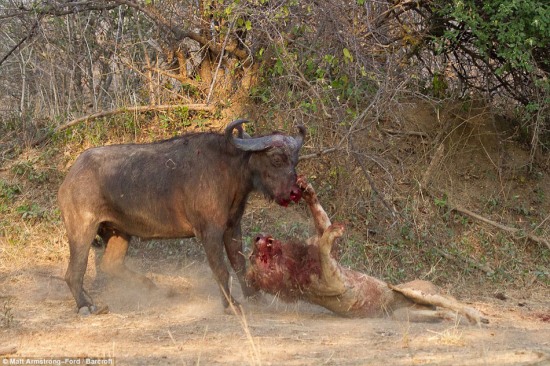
{"left": 380, "top": 128, "right": 428, "bottom": 138}
{"left": 29, "top": 104, "right": 215, "bottom": 148}
{"left": 420, "top": 143, "right": 444, "bottom": 189}
{"left": 55, "top": 104, "right": 214, "bottom": 134}
{"left": 299, "top": 147, "right": 340, "bottom": 161}
{"left": 432, "top": 247, "right": 494, "bottom": 276}
{"left": 0, "top": 20, "right": 40, "bottom": 68}
{"left": 450, "top": 204, "right": 550, "bottom": 251}
{"left": 114, "top": 0, "right": 249, "bottom": 60}
{"left": 0, "top": 1, "right": 120, "bottom": 19}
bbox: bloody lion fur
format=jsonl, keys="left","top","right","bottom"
{"left": 247, "top": 235, "right": 321, "bottom": 301}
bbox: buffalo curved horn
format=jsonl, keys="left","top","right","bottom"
{"left": 226, "top": 119, "right": 306, "bottom": 152}
{"left": 295, "top": 125, "right": 306, "bottom": 148}
{"left": 225, "top": 119, "right": 249, "bottom": 139}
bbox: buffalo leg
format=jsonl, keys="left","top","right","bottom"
{"left": 64, "top": 224, "right": 98, "bottom": 313}
{"left": 223, "top": 223, "right": 257, "bottom": 298}
{"left": 99, "top": 229, "right": 156, "bottom": 290}
{"left": 200, "top": 229, "right": 239, "bottom": 311}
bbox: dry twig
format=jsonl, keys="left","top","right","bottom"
{"left": 450, "top": 204, "right": 550, "bottom": 251}
{"left": 420, "top": 143, "right": 445, "bottom": 189}
{"left": 32, "top": 104, "right": 215, "bottom": 147}
{"left": 380, "top": 128, "right": 428, "bottom": 138}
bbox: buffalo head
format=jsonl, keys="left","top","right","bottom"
{"left": 225, "top": 119, "right": 305, "bottom": 206}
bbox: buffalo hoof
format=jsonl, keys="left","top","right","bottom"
{"left": 143, "top": 278, "right": 158, "bottom": 291}
{"left": 224, "top": 303, "right": 243, "bottom": 316}
{"left": 78, "top": 305, "right": 94, "bottom": 316}
{"left": 78, "top": 304, "right": 109, "bottom": 316}
{"left": 244, "top": 292, "right": 266, "bottom": 305}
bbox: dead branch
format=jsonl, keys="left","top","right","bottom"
{"left": 425, "top": 176, "right": 549, "bottom": 251}
{"left": 0, "top": 104, "right": 215, "bottom": 160}
{"left": 299, "top": 147, "right": 340, "bottom": 161}
{"left": 147, "top": 66, "right": 201, "bottom": 88}
{"left": 450, "top": 204, "right": 550, "bottom": 251}
{"left": 380, "top": 128, "right": 428, "bottom": 138}
{"left": 420, "top": 143, "right": 445, "bottom": 189}
{"left": 206, "top": 19, "right": 235, "bottom": 104}
{"left": 31, "top": 104, "right": 214, "bottom": 147}
{"left": 0, "top": 20, "right": 40, "bottom": 67}
{"left": 0, "top": 1, "right": 119, "bottom": 20}
{"left": 57, "top": 104, "right": 213, "bottom": 134}
{"left": 114, "top": 0, "right": 248, "bottom": 60}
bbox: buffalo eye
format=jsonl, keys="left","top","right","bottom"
{"left": 271, "top": 155, "right": 284, "bottom": 168}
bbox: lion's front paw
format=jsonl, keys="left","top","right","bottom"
{"left": 327, "top": 223, "right": 345, "bottom": 238}
{"left": 297, "top": 175, "right": 315, "bottom": 199}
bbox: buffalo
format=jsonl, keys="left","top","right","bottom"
{"left": 58, "top": 119, "right": 305, "bottom": 314}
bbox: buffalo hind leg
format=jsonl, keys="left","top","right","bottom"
{"left": 65, "top": 224, "right": 98, "bottom": 315}
{"left": 99, "top": 228, "right": 156, "bottom": 290}
{"left": 223, "top": 223, "right": 257, "bottom": 299}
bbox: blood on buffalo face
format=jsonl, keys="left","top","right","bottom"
{"left": 225, "top": 120, "right": 306, "bottom": 207}
{"left": 249, "top": 141, "right": 303, "bottom": 207}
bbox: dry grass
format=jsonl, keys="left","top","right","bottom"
{"left": 223, "top": 285, "right": 263, "bottom": 366}
{"left": 427, "top": 321, "right": 466, "bottom": 347}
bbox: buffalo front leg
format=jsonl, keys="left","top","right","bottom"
{"left": 223, "top": 224, "right": 257, "bottom": 298}
{"left": 200, "top": 230, "right": 240, "bottom": 312}
{"left": 99, "top": 229, "right": 156, "bottom": 290}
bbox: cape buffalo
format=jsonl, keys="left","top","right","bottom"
{"left": 58, "top": 119, "right": 305, "bottom": 314}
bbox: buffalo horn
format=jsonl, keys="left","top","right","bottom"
{"left": 225, "top": 119, "right": 306, "bottom": 152}
{"left": 295, "top": 125, "right": 306, "bottom": 148}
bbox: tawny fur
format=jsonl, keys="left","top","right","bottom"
{"left": 247, "top": 177, "right": 487, "bottom": 324}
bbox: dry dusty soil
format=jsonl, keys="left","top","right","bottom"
{"left": 1, "top": 250, "right": 549, "bottom": 366}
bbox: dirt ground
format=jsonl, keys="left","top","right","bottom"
{"left": 1, "top": 251, "right": 549, "bottom": 366}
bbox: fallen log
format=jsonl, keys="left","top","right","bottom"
{"left": 246, "top": 177, "right": 487, "bottom": 325}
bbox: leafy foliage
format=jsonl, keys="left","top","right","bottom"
{"left": 438, "top": 1, "right": 548, "bottom": 70}
{"left": 435, "top": 0, "right": 549, "bottom": 154}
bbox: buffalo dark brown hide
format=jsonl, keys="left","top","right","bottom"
{"left": 59, "top": 120, "right": 305, "bottom": 315}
